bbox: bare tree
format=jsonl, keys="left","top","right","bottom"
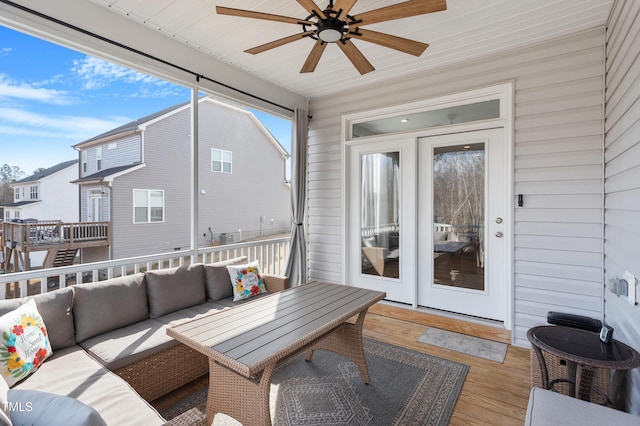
{"left": 0, "top": 164, "right": 25, "bottom": 206}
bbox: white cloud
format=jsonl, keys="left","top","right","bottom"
{"left": 0, "top": 74, "right": 74, "bottom": 105}
{"left": 71, "top": 56, "right": 162, "bottom": 90}
{"left": 0, "top": 107, "right": 130, "bottom": 142}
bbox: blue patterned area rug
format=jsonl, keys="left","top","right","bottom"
{"left": 161, "top": 338, "right": 468, "bottom": 425}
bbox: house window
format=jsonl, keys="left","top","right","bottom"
{"left": 82, "top": 151, "right": 87, "bottom": 173}
{"left": 4, "top": 211, "right": 9, "bottom": 221}
{"left": 133, "top": 189, "right": 164, "bottom": 223}
{"left": 96, "top": 146, "right": 103, "bottom": 171}
{"left": 30, "top": 186, "right": 38, "bottom": 200}
{"left": 14, "top": 211, "right": 19, "bottom": 219}
{"left": 14, "top": 187, "right": 19, "bottom": 201}
{"left": 211, "top": 149, "right": 232, "bottom": 173}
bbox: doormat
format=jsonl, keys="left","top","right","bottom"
{"left": 161, "top": 338, "right": 468, "bottom": 425}
{"left": 418, "top": 327, "right": 508, "bottom": 363}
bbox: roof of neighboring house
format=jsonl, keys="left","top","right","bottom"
{"left": 0, "top": 200, "right": 40, "bottom": 208}
{"left": 71, "top": 163, "right": 144, "bottom": 184}
{"left": 14, "top": 159, "right": 78, "bottom": 184}
{"left": 74, "top": 101, "right": 190, "bottom": 147}
{"left": 74, "top": 97, "right": 289, "bottom": 157}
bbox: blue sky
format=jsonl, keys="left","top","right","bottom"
{"left": 0, "top": 25, "right": 291, "bottom": 176}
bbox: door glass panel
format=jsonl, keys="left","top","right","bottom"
{"left": 361, "top": 152, "right": 400, "bottom": 279}
{"left": 433, "top": 143, "right": 484, "bottom": 290}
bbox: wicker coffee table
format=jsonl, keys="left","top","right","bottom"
{"left": 167, "top": 281, "right": 386, "bottom": 425}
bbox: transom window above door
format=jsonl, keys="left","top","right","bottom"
{"left": 345, "top": 83, "right": 512, "bottom": 141}
{"left": 352, "top": 99, "right": 500, "bottom": 138}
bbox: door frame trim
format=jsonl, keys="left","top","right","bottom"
{"left": 342, "top": 82, "right": 514, "bottom": 331}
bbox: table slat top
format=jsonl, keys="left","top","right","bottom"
{"left": 167, "top": 282, "right": 385, "bottom": 377}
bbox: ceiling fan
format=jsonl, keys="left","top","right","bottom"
{"left": 216, "top": 0, "right": 447, "bottom": 75}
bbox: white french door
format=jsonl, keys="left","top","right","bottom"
{"left": 417, "top": 128, "right": 507, "bottom": 321}
{"left": 347, "top": 139, "right": 416, "bottom": 304}
{"left": 346, "top": 129, "right": 509, "bottom": 321}
{"left": 88, "top": 195, "right": 103, "bottom": 222}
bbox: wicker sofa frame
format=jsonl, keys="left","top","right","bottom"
{"left": 0, "top": 258, "right": 286, "bottom": 425}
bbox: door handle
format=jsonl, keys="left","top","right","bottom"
{"left": 495, "top": 232, "right": 503, "bottom": 238}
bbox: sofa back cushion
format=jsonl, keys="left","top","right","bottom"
{"left": 73, "top": 273, "right": 148, "bottom": 342}
{"left": 0, "top": 287, "right": 76, "bottom": 351}
{"left": 204, "top": 256, "right": 248, "bottom": 302}
{"left": 146, "top": 264, "right": 206, "bottom": 318}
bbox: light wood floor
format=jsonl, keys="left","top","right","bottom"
{"left": 152, "top": 303, "right": 532, "bottom": 425}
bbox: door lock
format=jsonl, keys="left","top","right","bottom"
{"left": 495, "top": 232, "right": 503, "bottom": 238}
{"left": 495, "top": 217, "right": 503, "bottom": 224}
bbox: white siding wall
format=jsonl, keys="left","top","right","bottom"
{"left": 307, "top": 28, "right": 605, "bottom": 346}
{"left": 604, "top": 0, "right": 640, "bottom": 413}
{"left": 13, "top": 165, "right": 79, "bottom": 222}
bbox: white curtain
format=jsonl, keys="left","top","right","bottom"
{"left": 285, "top": 108, "right": 308, "bottom": 286}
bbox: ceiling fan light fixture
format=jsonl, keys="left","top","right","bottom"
{"left": 317, "top": 18, "right": 345, "bottom": 43}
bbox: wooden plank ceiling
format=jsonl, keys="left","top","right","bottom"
{"left": 90, "top": 0, "right": 613, "bottom": 98}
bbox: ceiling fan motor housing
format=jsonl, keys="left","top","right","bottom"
{"left": 316, "top": 15, "right": 346, "bottom": 42}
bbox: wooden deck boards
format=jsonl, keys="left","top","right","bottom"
{"left": 153, "top": 302, "right": 531, "bottom": 425}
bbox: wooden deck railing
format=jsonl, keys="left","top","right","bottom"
{"left": 2, "top": 221, "right": 110, "bottom": 251}
{"left": 0, "top": 236, "right": 290, "bottom": 299}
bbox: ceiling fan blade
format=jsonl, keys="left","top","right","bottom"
{"left": 337, "top": 39, "right": 375, "bottom": 75}
{"left": 333, "top": 0, "right": 358, "bottom": 18}
{"left": 351, "top": 29, "right": 429, "bottom": 56}
{"left": 354, "top": 0, "right": 447, "bottom": 26}
{"left": 216, "top": 6, "right": 313, "bottom": 26}
{"left": 246, "top": 31, "right": 316, "bottom": 55}
{"left": 301, "top": 40, "right": 328, "bottom": 73}
{"left": 296, "top": 0, "right": 327, "bottom": 19}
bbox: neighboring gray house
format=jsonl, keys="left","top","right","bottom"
{"left": 73, "top": 97, "right": 291, "bottom": 261}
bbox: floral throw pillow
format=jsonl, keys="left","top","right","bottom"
{"left": 227, "top": 261, "right": 268, "bottom": 302}
{"left": 0, "top": 299, "right": 52, "bottom": 387}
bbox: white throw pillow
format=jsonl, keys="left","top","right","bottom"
{"left": 227, "top": 261, "right": 268, "bottom": 301}
{"left": 0, "top": 299, "right": 52, "bottom": 387}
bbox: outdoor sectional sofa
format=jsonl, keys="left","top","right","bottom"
{"left": 0, "top": 256, "right": 288, "bottom": 425}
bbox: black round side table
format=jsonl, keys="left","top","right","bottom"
{"left": 527, "top": 325, "right": 640, "bottom": 408}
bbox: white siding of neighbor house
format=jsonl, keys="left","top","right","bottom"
{"left": 12, "top": 165, "right": 79, "bottom": 223}
{"left": 307, "top": 28, "right": 605, "bottom": 347}
{"left": 604, "top": 0, "right": 640, "bottom": 413}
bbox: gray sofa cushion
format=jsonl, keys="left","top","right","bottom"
{"left": 525, "top": 387, "right": 640, "bottom": 426}
{"left": 79, "top": 319, "right": 177, "bottom": 371}
{"left": 0, "top": 300, "right": 22, "bottom": 316}
{"left": 146, "top": 264, "right": 206, "bottom": 318}
{"left": 8, "top": 389, "right": 107, "bottom": 426}
{"left": 204, "top": 256, "right": 248, "bottom": 301}
{"left": 14, "top": 346, "right": 165, "bottom": 426}
{"left": 31, "top": 287, "right": 76, "bottom": 350}
{"left": 154, "top": 301, "right": 229, "bottom": 326}
{"left": 0, "top": 288, "right": 75, "bottom": 351}
{"left": 73, "top": 274, "right": 149, "bottom": 342}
